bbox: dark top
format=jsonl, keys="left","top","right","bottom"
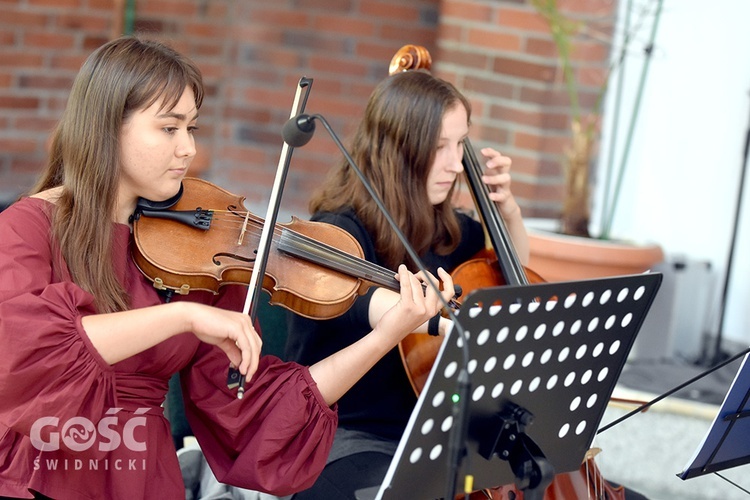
{"left": 284, "top": 208, "right": 484, "bottom": 444}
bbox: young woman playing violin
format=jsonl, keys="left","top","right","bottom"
{"left": 0, "top": 36, "right": 455, "bottom": 500}
{"left": 284, "top": 69, "right": 529, "bottom": 499}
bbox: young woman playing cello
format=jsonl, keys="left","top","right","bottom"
{"left": 284, "top": 69, "right": 529, "bottom": 499}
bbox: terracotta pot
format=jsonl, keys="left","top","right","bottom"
{"left": 528, "top": 229, "right": 664, "bottom": 283}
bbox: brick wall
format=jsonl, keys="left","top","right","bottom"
{"left": 0, "top": 0, "right": 617, "bottom": 220}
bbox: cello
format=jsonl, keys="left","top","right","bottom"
{"left": 390, "top": 44, "right": 627, "bottom": 500}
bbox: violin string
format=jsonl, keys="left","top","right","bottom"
{"left": 276, "top": 227, "right": 462, "bottom": 310}
{"left": 207, "top": 212, "right": 399, "bottom": 287}
{"left": 207, "top": 212, "right": 459, "bottom": 307}
{"left": 277, "top": 228, "right": 462, "bottom": 309}
{"left": 280, "top": 230, "right": 397, "bottom": 285}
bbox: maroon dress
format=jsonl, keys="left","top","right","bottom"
{"left": 0, "top": 197, "right": 337, "bottom": 499}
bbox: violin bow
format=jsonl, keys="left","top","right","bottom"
{"left": 231, "top": 76, "right": 314, "bottom": 399}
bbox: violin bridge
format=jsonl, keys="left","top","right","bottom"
{"left": 238, "top": 210, "right": 251, "bottom": 245}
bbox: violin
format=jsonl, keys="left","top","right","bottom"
{"left": 387, "top": 44, "right": 626, "bottom": 500}
{"left": 132, "top": 176, "right": 457, "bottom": 320}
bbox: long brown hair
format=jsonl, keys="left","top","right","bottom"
{"left": 32, "top": 36, "right": 204, "bottom": 313}
{"left": 309, "top": 70, "right": 471, "bottom": 271}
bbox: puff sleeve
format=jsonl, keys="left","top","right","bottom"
{"left": 0, "top": 200, "right": 116, "bottom": 436}
{"left": 181, "top": 340, "right": 338, "bottom": 496}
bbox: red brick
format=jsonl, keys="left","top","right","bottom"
{"left": 297, "top": 0, "right": 354, "bottom": 11}
{"left": 467, "top": 28, "right": 522, "bottom": 52}
{"left": 55, "top": 12, "right": 110, "bottom": 31}
{"left": 525, "top": 36, "right": 557, "bottom": 58}
{"left": 577, "top": 66, "right": 609, "bottom": 88}
{"left": 184, "top": 22, "right": 232, "bottom": 40}
{"left": 462, "top": 74, "right": 515, "bottom": 101}
{"left": 357, "top": 41, "right": 434, "bottom": 67}
{"left": 0, "top": 137, "right": 37, "bottom": 153}
{"left": 473, "top": 123, "right": 509, "bottom": 146}
{"left": 313, "top": 15, "right": 376, "bottom": 37}
{"left": 224, "top": 107, "right": 273, "bottom": 124}
{"left": 441, "top": 1, "right": 493, "bottom": 22}
{"left": 309, "top": 55, "right": 369, "bottom": 79}
{"left": 202, "top": 2, "right": 229, "bottom": 18}
{"left": 514, "top": 130, "right": 570, "bottom": 156}
{"left": 16, "top": 116, "right": 63, "bottom": 132}
{"left": 570, "top": 39, "right": 610, "bottom": 63}
{"left": 380, "top": 24, "right": 435, "bottom": 45}
{"left": 82, "top": 34, "right": 110, "bottom": 51}
{"left": 0, "top": 29, "right": 16, "bottom": 47}
{"left": 11, "top": 156, "right": 47, "bottom": 175}
{"left": 87, "top": 0, "right": 115, "bottom": 9}
{"left": 503, "top": 153, "right": 544, "bottom": 177}
{"left": 557, "top": 0, "right": 616, "bottom": 15}
{"left": 23, "top": 32, "right": 76, "bottom": 50}
{"left": 18, "top": 74, "right": 74, "bottom": 91}
{"left": 138, "top": 0, "right": 197, "bottom": 17}
{"left": 231, "top": 25, "right": 284, "bottom": 45}
{"left": 436, "top": 47, "right": 489, "bottom": 71}
{"left": 497, "top": 6, "right": 549, "bottom": 33}
{"left": 50, "top": 53, "right": 89, "bottom": 72}
{"left": 302, "top": 92, "right": 364, "bottom": 121}
{"left": 0, "top": 51, "right": 45, "bottom": 68}
{"left": 27, "top": 0, "right": 81, "bottom": 6}
{"left": 0, "top": 95, "right": 41, "bottom": 109}
{"left": 188, "top": 41, "right": 226, "bottom": 59}
{"left": 0, "top": 9, "right": 50, "bottom": 28}
{"left": 253, "top": 46, "right": 306, "bottom": 69}
{"left": 490, "top": 103, "right": 570, "bottom": 131}
{"left": 247, "top": 8, "right": 310, "bottom": 28}
{"left": 220, "top": 145, "right": 267, "bottom": 165}
{"left": 360, "top": 2, "right": 421, "bottom": 22}
{"left": 242, "top": 87, "right": 301, "bottom": 110}
{"left": 437, "top": 23, "right": 462, "bottom": 43}
{"left": 493, "top": 55, "right": 557, "bottom": 83}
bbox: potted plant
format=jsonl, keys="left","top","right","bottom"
{"left": 526, "top": 0, "right": 665, "bottom": 282}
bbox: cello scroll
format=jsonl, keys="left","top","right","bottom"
{"left": 389, "top": 44, "right": 432, "bottom": 74}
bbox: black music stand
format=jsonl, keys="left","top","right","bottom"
{"left": 359, "top": 273, "right": 662, "bottom": 500}
{"left": 679, "top": 353, "right": 750, "bottom": 479}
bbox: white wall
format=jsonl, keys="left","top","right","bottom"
{"left": 594, "top": 0, "right": 750, "bottom": 346}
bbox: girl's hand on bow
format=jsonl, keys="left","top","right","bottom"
{"left": 188, "top": 303, "right": 263, "bottom": 381}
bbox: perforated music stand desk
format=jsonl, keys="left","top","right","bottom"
{"left": 361, "top": 273, "right": 662, "bottom": 500}
{"left": 679, "top": 353, "right": 750, "bottom": 479}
